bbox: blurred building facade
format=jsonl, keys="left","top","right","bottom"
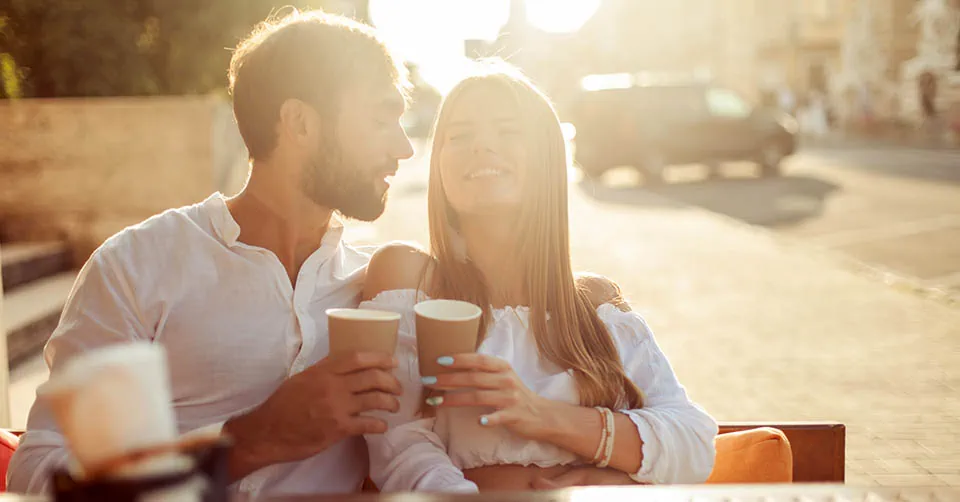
{"left": 751, "top": 0, "right": 959, "bottom": 129}
{"left": 493, "top": 0, "right": 959, "bottom": 131}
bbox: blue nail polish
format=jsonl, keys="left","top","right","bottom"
{"left": 426, "top": 396, "right": 444, "bottom": 406}
{"left": 437, "top": 356, "right": 454, "bottom": 366}
{"left": 479, "top": 416, "right": 489, "bottom": 426}
{"left": 421, "top": 376, "right": 438, "bottom": 385}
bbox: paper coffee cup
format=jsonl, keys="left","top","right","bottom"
{"left": 327, "top": 308, "right": 401, "bottom": 356}
{"left": 414, "top": 300, "right": 482, "bottom": 377}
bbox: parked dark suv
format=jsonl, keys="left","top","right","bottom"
{"left": 568, "top": 75, "right": 798, "bottom": 183}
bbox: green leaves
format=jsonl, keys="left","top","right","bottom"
{"left": 0, "top": 0, "right": 362, "bottom": 98}
{"left": 0, "top": 53, "right": 22, "bottom": 99}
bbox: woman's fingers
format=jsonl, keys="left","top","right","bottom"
{"left": 423, "top": 370, "right": 514, "bottom": 391}
{"left": 426, "top": 389, "right": 516, "bottom": 409}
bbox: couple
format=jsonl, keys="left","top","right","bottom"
{"left": 8, "top": 9, "right": 716, "bottom": 498}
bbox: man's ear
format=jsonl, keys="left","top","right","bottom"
{"left": 278, "top": 98, "right": 319, "bottom": 148}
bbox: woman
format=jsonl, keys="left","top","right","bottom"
{"left": 360, "top": 62, "right": 717, "bottom": 492}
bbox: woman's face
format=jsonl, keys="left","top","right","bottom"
{"left": 437, "top": 84, "right": 528, "bottom": 217}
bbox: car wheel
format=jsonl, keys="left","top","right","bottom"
{"left": 705, "top": 161, "right": 724, "bottom": 180}
{"left": 636, "top": 151, "right": 666, "bottom": 186}
{"left": 578, "top": 165, "right": 605, "bottom": 182}
{"left": 758, "top": 143, "right": 784, "bottom": 177}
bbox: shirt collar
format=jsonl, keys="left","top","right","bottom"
{"left": 205, "top": 192, "right": 345, "bottom": 249}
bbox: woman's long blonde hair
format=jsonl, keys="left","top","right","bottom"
{"left": 426, "top": 64, "right": 644, "bottom": 410}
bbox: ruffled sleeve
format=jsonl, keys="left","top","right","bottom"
{"left": 597, "top": 304, "right": 718, "bottom": 484}
{"left": 359, "top": 290, "right": 478, "bottom": 493}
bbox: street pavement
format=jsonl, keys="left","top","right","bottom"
{"left": 636, "top": 145, "right": 960, "bottom": 305}
{"left": 8, "top": 141, "right": 960, "bottom": 487}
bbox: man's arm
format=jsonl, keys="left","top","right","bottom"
{"left": 9, "top": 247, "right": 155, "bottom": 493}
{"left": 10, "top": 244, "right": 405, "bottom": 492}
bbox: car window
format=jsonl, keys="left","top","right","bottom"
{"left": 706, "top": 88, "right": 752, "bottom": 119}
{"left": 636, "top": 87, "right": 707, "bottom": 121}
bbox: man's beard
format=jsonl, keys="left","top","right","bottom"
{"left": 300, "top": 139, "right": 389, "bottom": 222}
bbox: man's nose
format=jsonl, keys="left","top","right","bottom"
{"left": 395, "top": 128, "right": 415, "bottom": 160}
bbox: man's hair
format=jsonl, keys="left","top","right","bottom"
{"left": 228, "top": 9, "right": 407, "bottom": 161}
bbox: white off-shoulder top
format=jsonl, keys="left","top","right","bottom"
{"left": 361, "top": 289, "right": 717, "bottom": 493}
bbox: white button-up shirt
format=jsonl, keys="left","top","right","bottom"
{"left": 8, "top": 193, "right": 371, "bottom": 498}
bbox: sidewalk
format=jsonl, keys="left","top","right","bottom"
{"left": 565, "top": 183, "right": 960, "bottom": 487}
{"left": 802, "top": 128, "right": 960, "bottom": 151}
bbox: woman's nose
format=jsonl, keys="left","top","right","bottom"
{"left": 470, "top": 128, "right": 499, "bottom": 154}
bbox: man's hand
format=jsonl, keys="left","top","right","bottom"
{"left": 530, "top": 467, "right": 639, "bottom": 489}
{"left": 223, "top": 351, "right": 401, "bottom": 481}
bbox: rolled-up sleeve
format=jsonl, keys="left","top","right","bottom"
{"left": 365, "top": 417, "right": 477, "bottom": 493}
{"left": 360, "top": 294, "right": 477, "bottom": 493}
{"left": 8, "top": 246, "right": 154, "bottom": 493}
{"left": 599, "top": 304, "right": 718, "bottom": 484}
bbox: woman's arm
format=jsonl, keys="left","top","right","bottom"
{"left": 432, "top": 325, "right": 716, "bottom": 485}
{"left": 429, "top": 278, "right": 716, "bottom": 484}
{"left": 425, "top": 355, "right": 642, "bottom": 475}
{"left": 593, "top": 307, "right": 718, "bottom": 484}
{"left": 536, "top": 403, "right": 644, "bottom": 474}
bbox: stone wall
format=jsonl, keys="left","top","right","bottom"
{"left": 0, "top": 96, "right": 248, "bottom": 265}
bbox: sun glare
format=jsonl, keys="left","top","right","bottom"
{"left": 525, "top": 0, "right": 601, "bottom": 34}
{"left": 369, "top": 0, "right": 601, "bottom": 93}
{"left": 369, "top": 0, "right": 510, "bottom": 93}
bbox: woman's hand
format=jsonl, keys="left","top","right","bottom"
{"left": 422, "top": 353, "right": 564, "bottom": 441}
{"left": 425, "top": 353, "right": 646, "bottom": 477}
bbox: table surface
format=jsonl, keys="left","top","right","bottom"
{"left": 5, "top": 484, "right": 959, "bottom": 501}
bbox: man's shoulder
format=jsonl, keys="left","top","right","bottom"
{"left": 96, "top": 199, "right": 214, "bottom": 267}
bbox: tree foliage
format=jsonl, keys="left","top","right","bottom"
{"left": 0, "top": 0, "right": 364, "bottom": 98}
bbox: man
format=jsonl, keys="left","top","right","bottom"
{"left": 8, "top": 10, "right": 414, "bottom": 497}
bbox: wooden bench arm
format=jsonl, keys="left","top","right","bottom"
{"left": 719, "top": 422, "right": 845, "bottom": 483}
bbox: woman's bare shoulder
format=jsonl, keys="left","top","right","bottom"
{"left": 575, "top": 272, "right": 631, "bottom": 312}
{"left": 364, "top": 241, "right": 436, "bottom": 301}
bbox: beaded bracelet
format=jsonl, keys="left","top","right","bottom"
{"left": 597, "top": 407, "right": 616, "bottom": 468}
{"left": 591, "top": 406, "right": 609, "bottom": 464}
